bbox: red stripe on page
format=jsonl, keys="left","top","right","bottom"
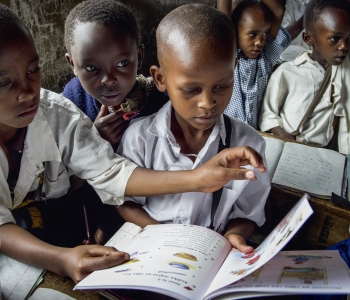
{"left": 5, "top": 265, "right": 31, "bottom": 300}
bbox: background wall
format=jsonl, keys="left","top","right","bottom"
{"left": 1, "top": 0, "right": 214, "bottom": 93}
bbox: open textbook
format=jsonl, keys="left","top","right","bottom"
{"left": 263, "top": 135, "right": 346, "bottom": 199}
{"left": 74, "top": 195, "right": 349, "bottom": 299}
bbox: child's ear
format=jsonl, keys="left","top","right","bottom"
{"left": 302, "top": 31, "right": 314, "bottom": 47}
{"left": 65, "top": 53, "right": 78, "bottom": 76}
{"left": 137, "top": 44, "right": 145, "bottom": 70}
{"left": 150, "top": 65, "right": 166, "bottom": 92}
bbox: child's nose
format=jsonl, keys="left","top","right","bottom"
{"left": 18, "top": 81, "right": 37, "bottom": 103}
{"left": 339, "top": 39, "right": 349, "bottom": 51}
{"left": 199, "top": 91, "right": 216, "bottom": 109}
{"left": 254, "top": 38, "right": 263, "bottom": 47}
{"left": 101, "top": 70, "right": 118, "bottom": 86}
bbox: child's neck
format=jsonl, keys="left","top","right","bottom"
{"left": 309, "top": 51, "right": 329, "bottom": 70}
{"left": 0, "top": 126, "right": 19, "bottom": 145}
{"left": 171, "top": 109, "right": 212, "bottom": 161}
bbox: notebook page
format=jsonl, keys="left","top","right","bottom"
{"left": 263, "top": 136, "right": 285, "bottom": 180}
{"left": 271, "top": 142, "right": 345, "bottom": 197}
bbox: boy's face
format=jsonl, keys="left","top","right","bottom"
{"left": 151, "top": 40, "right": 235, "bottom": 132}
{"left": 236, "top": 7, "right": 271, "bottom": 59}
{"left": 66, "top": 22, "right": 143, "bottom": 107}
{"left": 0, "top": 29, "right": 41, "bottom": 132}
{"left": 304, "top": 8, "right": 350, "bottom": 67}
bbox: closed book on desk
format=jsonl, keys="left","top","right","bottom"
{"left": 263, "top": 135, "right": 346, "bottom": 199}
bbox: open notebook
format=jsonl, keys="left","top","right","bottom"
{"left": 263, "top": 135, "right": 346, "bottom": 199}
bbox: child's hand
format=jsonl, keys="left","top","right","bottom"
{"left": 94, "top": 105, "right": 127, "bottom": 145}
{"left": 224, "top": 233, "right": 254, "bottom": 254}
{"left": 194, "top": 146, "right": 266, "bottom": 193}
{"left": 62, "top": 245, "right": 129, "bottom": 283}
{"left": 271, "top": 126, "right": 296, "bottom": 141}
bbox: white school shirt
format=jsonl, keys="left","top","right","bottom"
{"left": 118, "top": 101, "right": 271, "bottom": 233}
{"left": 0, "top": 89, "right": 138, "bottom": 226}
{"left": 259, "top": 51, "right": 345, "bottom": 149}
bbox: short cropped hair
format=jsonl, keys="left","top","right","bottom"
{"left": 157, "top": 3, "right": 235, "bottom": 65}
{"left": 0, "top": 4, "right": 27, "bottom": 35}
{"left": 304, "top": 0, "right": 350, "bottom": 31}
{"left": 65, "top": 0, "right": 140, "bottom": 53}
{"left": 231, "top": 0, "right": 272, "bottom": 29}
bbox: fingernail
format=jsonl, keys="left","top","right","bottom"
{"left": 245, "top": 171, "right": 255, "bottom": 179}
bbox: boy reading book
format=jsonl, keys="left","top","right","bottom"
{"left": 259, "top": 0, "right": 350, "bottom": 152}
{"left": 0, "top": 4, "right": 267, "bottom": 284}
{"left": 117, "top": 3, "right": 271, "bottom": 254}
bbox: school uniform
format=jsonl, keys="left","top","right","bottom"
{"left": 0, "top": 89, "right": 138, "bottom": 228}
{"left": 259, "top": 51, "right": 346, "bottom": 150}
{"left": 117, "top": 101, "right": 271, "bottom": 233}
{"left": 224, "top": 27, "right": 291, "bottom": 129}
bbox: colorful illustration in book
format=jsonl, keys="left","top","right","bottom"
{"left": 158, "top": 271, "right": 186, "bottom": 276}
{"left": 285, "top": 254, "right": 330, "bottom": 264}
{"left": 279, "top": 266, "right": 326, "bottom": 285}
{"left": 241, "top": 251, "right": 256, "bottom": 259}
{"left": 174, "top": 252, "right": 198, "bottom": 261}
{"left": 247, "top": 254, "right": 261, "bottom": 265}
{"left": 123, "top": 259, "right": 140, "bottom": 265}
{"left": 168, "top": 261, "right": 195, "bottom": 270}
{"left": 230, "top": 269, "right": 246, "bottom": 276}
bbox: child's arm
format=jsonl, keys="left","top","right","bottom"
{"left": 271, "top": 126, "right": 296, "bottom": 140}
{"left": 217, "top": 0, "right": 232, "bottom": 17}
{"left": 224, "top": 218, "right": 256, "bottom": 253}
{"left": 261, "top": 0, "right": 285, "bottom": 40}
{"left": 285, "top": 15, "right": 304, "bottom": 40}
{"left": 124, "top": 146, "right": 266, "bottom": 196}
{"left": 116, "top": 202, "right": 159, "bottom": 228}
{"left": 0, "top": 223, "right": 129, "bottom": 283}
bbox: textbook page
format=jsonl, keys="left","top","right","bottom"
{"left": 105, "top": 222, "right": 142, "bottom": 250}
{"left": 206, "top": 250, "right": 350, "bottom": 300}
{"left": 263, "top": 136, "right": 285, "bottom": 180}
{"left": 0, "top": 254, "right": 45, "bottom": 300}
{"left": 272, "top": 142, "right": 346, "bottom": 197}
{"left": 204, "top": 194, "right": 313, "bottom": 299}
{"left": 75, "top": 224, "right": 231, "bottom": 300}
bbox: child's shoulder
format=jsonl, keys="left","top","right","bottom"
{"left": 226, "top": 115, "right": 265, "bottom": 150}
{"left": 40, "top": 88, "right": 90, "bottom": 120}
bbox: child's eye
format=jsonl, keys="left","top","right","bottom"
{"left": 183, "top": 88, "right": 201, "bottom": 94}
{"left": 248, "top": 33, "right": 257, "bottom": 38}
{"left": 214, "top": 84, "right": 230, "bottom": 91}
{"left": 330, "top": 37, "right": 340, "bottom": 43}
{"left": 28, "top": 66, "right": 41, "bottom": 75}
{"left": 0, "top": 80, "right": 11, "bottom": 89}
{"left": 84, "top": 65, "right": 98, "bottom": 72}
{"left": 117, "top": 60, "right": 129, "bottom": 67}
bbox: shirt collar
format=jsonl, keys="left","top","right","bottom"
{"left": 24, "top": 103, "right": 62, "bottom": 174}
{"left": 147, "top": 101, "right": 227, "bottom": 146}
{"left": 293, "top": 50, "right": 326, "bottom": 71}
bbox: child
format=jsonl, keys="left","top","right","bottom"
{"left": 63, "top": 0, "right": 168, "bottom": 146}
{"left": 0, "top": 4, "right": 266, "bottom": 283}
{"left": 63, "top": 0, "right": 170, "bottom": 244}
{"left": 117, "top": 4, "right": 271, "bottom": 253}
{"left": 259, "top": 0, "right": 350, "bottom": 153}
{"left": 224, "top": 0, "right": 291, "bottom": 129}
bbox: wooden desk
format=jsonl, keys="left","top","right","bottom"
{"left": 37, "top": 271, "right": 102, "bottom": 300}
